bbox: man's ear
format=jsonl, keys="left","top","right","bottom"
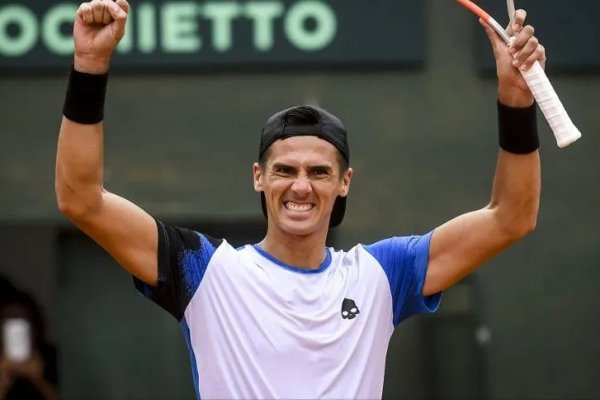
{"left": 340, "top": 167, "right": 353, "bottom": 197}
{"left": 253, "top": 163, "right": 264, "bottom": 192}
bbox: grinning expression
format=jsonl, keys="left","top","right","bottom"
{"left": 253, "top": 136, "right": 352, "bottom": 237}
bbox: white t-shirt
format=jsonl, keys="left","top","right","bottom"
{"left": 135, "top": 220, "right": 441, "bottom": 399}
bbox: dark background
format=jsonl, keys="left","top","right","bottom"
{"left": 1, "top": 0, "right": 598, "bottom": 399}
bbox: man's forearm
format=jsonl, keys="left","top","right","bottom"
{"left": 55, "top": 117, "right": 106, "bottom": 218}
{"left": 489, "top": 144, "right": 540, "bottom": 238}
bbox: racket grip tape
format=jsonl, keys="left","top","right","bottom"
{"left": 520, "top": 61, "right": 581, "bottom": 148}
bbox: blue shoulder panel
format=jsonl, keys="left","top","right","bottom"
{"left": 364, "top": 231, "right": 441, "bottom": 325}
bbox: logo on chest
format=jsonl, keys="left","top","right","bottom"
{"left": 341, "top": 298, "right": 360, "bottom": 320}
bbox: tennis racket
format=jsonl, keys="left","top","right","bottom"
{"left": 456, "top": 0, "right": 581, "bottom": 148}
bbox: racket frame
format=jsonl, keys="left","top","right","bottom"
{"left": 455, "top": 0, "right": 582, "bottom": 148}
{"left": 507, "top": 0, "right": 516, "bottom": 28}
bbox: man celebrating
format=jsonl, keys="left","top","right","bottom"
{"left": 56, "top": 0, "right": 543, "bottom": 398}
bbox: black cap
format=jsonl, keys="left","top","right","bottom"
{"left": 258, "top": 105, "right": 349, "bottom": 228}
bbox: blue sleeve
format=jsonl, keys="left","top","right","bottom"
{"left": 364, "top": 231, "right": 441, "bottom": 326}
{"left": 133, "top": 219, "right": 221, "bottom": 321}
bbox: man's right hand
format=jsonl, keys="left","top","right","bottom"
{"left": 74, "top": 0, "right": 129, "bottom": 74}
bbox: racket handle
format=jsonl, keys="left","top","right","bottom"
{"left": 520, "top": 61, "right": 581, "bottom": 148}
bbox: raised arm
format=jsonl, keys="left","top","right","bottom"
{"left": 422, "top": 10, "right": 543, "bottom": 296}
{"left": 55, "top": 0, "right": 159, "bottom": 286}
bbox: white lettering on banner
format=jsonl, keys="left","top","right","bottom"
{"left": 112, "top": 4, "right": 158, "bottom": 53}
{"left": 285, "top": 1, "right": 336, "bottom": 51}
{"left": 140, "top": 3, "right": 158, "bottom": 53}
{"left": 0, "top": 1, "right": 338, "bottom": 58}
{"left": 203, "top": 2, "right": 242, "bottom": 52}
{"left": 0, "top": 5, "right": 38, "bottom": 56}
{"left": 244, "top": 2, "right": 284, "bottom": 51}
{"left": 162, "top": 2, "right": 201, "bottom": 52}
{"left": 42, "top": 4, "right": 76, "bottom": 55}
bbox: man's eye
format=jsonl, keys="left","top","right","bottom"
{"left": 312, "top": 168, "right": 329, "bottom": 176}
{"left": 274, "top": 167, "right": 293, "bottom": 175}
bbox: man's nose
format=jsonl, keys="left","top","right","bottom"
{"left": 291, "top": 176, "right": 312, "bottom": 195}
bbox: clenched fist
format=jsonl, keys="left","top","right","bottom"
{"left": 73, "top": 0, "right": 130, "bottom": 74}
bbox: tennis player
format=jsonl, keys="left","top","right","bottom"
{"left": 55, "top": 1, "right": 544, "bottom": 398}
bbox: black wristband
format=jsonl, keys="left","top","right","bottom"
{"left": 63, "top": 65, "right": 108, "bottom": 124}
{"left": 498, "top": 100, "right": 539, "bottom": 154}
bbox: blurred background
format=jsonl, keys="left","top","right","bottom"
{"left": 0, "top": 0, "right": 598, "bottom": 399}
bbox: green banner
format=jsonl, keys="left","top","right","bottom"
{"left": 0, "top": 0, "right": 425, "bottom": 70}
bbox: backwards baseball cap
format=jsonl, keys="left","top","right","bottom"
{"left": 258, "top": 105, "right": 350, "bottom": 228}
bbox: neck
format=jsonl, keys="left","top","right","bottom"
{"left": 259, "top": 225, "right": 328, "bottom": 269}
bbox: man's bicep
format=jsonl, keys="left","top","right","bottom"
{"left": 424, "top": 207, "right": 515, "bottom": 296}
{"left": 73, "top": 191, "right": 159, "bottom": 286}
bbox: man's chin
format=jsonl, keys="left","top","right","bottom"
{"left": 278, "top": 218, "right": 324, "bottom": 237}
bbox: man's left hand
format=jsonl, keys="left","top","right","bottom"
{"left": 481, "top": 9, "right": 547, "bottom": 107}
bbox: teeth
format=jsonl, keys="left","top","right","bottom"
{"left": 285, "top": 202, "right": 313, "bottom": 212}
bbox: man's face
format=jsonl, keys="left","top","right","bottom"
{"left": 253, "top": 136, "right": 352, "bottom": 237}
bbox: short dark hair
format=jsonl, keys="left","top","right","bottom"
{"left": 258, "top": 105, "right": 349, "bottom": 174}
{"left": 285, "top": 105, "right": 321, "bottom": 125}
